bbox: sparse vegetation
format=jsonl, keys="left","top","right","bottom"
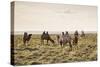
{"left": 11, "top": 33, "right": 97, "bottom": 65}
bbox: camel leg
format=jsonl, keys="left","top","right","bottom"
{"left": 23, "top": 40, "right": 27, "bottom": 47}
{"left": 74, "top": 39, "right": 78, "bottom": 50}
{"left": 26, "top": 41, "right": 28, "bottom": 47}
{"left": 72, "top": 41, "right": 74, "bottom": 45}
{"left": 69, "top": 41, "right": 72, "bottom": 51}
{"left": 60, "top": 41, "right": 63, "bottom": 47}
{"left": 73, "top": 39, "right": 76, "bottom": 45}
{"left": 23, "top": 40, "right": 26, "bottom": 46}
{"left": 47, "top": 40, "right": 48, "bottom": 45}
{"left": 24, "top": 41, "right": 27, "bottom": 48}
{"left": 76, "top": 42, "right": 78, "bottom": 50}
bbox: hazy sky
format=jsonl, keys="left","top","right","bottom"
{"left": 14, "top": 1, "right": 97, "bottom": 32}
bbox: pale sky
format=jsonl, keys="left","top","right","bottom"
{"left": 14, "top": 1, "right": 97, "bottom": 32}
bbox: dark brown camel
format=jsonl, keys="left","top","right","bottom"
{"left": 23, "top": 32, "right": 32, "bottom": 46}
{"left": 41, "top": 31, "right": 55, "bottom": 45}
{"left": 73, "top": 30, "right": 79, "bottom": 45}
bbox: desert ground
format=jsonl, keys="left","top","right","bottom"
{"left": 11, "top": 33, "right": 97, "bottom": 65}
